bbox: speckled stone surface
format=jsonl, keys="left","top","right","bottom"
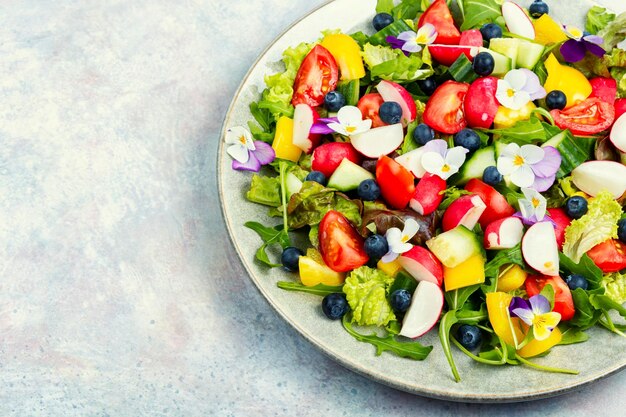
{"left": 0, "top": 0, "right": 624, "bottom": 416}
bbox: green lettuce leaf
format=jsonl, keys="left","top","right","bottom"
{"left": 376, "top": 0, "right": 394, "bottom": 14}
{"left": 601, "top": 271, "right": 626, "bottom": 304}
{"left": 343, "top": 266, "right": 396, "bottom": 327}
{"left": 612, "top": 67, "right": 626, "bottom": 98}
{"left": 366, "top": 47, "right": 433, "bottom": 82}
{"left": 286, "top": 181, "right": 361, "bottom": 229}
{"left": 362, "top": 43, "right": 400, "bottom": 68}
{"left": 246, "top": 174, "right": 281, "bottom": 207}
{"left": 562, "top": 190, "right": 622, "bottom": 262}
{"left": 598, "top": 12, "right": 626, "bottom": 51}
{"left": 460, "top": 0, "right": 502, "bottom": 31}
{"left": 585, "top": 6, "right": 616, "bottom": 35}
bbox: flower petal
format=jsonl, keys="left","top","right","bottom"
{"left": 402, "top": 218, "right": 420, "bottom": 241}
{"left": 583, "top": 34, "right": 604, "bottom": 45}
{"left": 560, "top": 39, "right": 587, "bottom": 63}
{"left": 529, "top": 294, "right": 551, "bottom": 315}
{"left": 337, "top": 106, "right": 364, "bottom": 125}
{"left": 509, "top": 296, "right": 530, "bottom": 314}
{"left": 529, "top": 174, "right": 556, "bottom": 192}
{"left": 422, "top": 139, "right": 448, "bottom": 157}
{"left": 519, "top": 198, "right": 536, "bottom": 220}
{"left": 421, "top": 151, "right": 446, "bottom": 175}
{"left": 386, "top": 35, "right": 405, "bottom": 50}
{"left": 402, "top": 43, "right": 423, "bottom": 53}
{"left": 505, "top": 69, "right": 528, "bottom": 91}
{"left": 585, "top": 41, "right": 606, "bottom": 57}
{"left": 533, "top": 312, "right": 562, "bottom": 341}
{"left": 251, "top": 141, "right": 276, "bottom": 165}
{"left": 497, "top": 155, "right": 517, "bottom": 176}
{"left": 496, "top": 80, "right": 516, "bottom": 109}
{"left": 530, "top": 146, "right": 561, "bottom": 178}
{"left": 500, "top": 142, "right": 521, "bottom": 159}
{"left": 510, "top": 165, "right": 535, "bottom": 188}
{"left": 225, "top": 126, "right": 252, "bottom": 146}
{"left": 445, "top": 146, "right": 469, "bottom": 168}
{"left": 510, "top": 90, "right": 531, "bottom": 110}
{"left": 353, "top": 119, "right": 372, "bottom": 135}
{"left": 310, "top": 122, "right": 336, "bottom": 135}
{"left": 385, "top": 227, "right": 402, "bottom": 247}
{"left": 227, "top": 144, "right": 250, "bottom": 163}
{"left": 512, "top": 308, "right": 535, "bottom": 327}
{"left": 381, "top": 251, "right": 400, "bottom": 264}
{"left": 397, "top": 31, "right": 417, "bottom": 42}
{"left": 519, "top": 145, "right": 545, "bottom": 165}
{"left": 232, "top": 152, "right": 261, "bottom": 172}
{"left": 327, "top": 122, "right": 348, "bottom": 136}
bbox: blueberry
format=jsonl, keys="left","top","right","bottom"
{"left": 373, "top": 12, "right": 394, "bottom": 31}
{"left": 457, "top": 325, "right": 482, "bottom": 351}
{"left": 546, "top": 90, "right": 567, "bottom": 111}
{"left": 417, "top": 77, "right": 438, "bottom": 96}
{"left": 364, "top": 234, "right": 389, "bottom": 261}
{"left": 480, "top": 23, "right": 503, "bottom": 42}
{"left": 390, "top": 289, "right": 412, "bottom": 313}
{"left": 565, "top": 196, "right": 588, "bottom": 219}
{"left": 565, "top": 274, "right": 589, "bottom": 291}
{"left": 305, "top": 170, "right": 327, "bottom": 186}
{"left": 358, "top": 179, "right": 381, "bottom": 201}
{"left": 281, "top": 247, "right": 304, "bottom": 272}
{"left": 529, "top": 0, "right": 549, "bottom": 18}
{"left": 618, "top": 219, "right": 626, "bottom": 243}
{"left": 379, "top": 101, "right": 403, "bottom": 125}
{"left": 324, "top": 91, "right": 346, "bottom": 112}
{"left": 454, "top": 128, "right": 481, "bottom": 153}
{"left": 322, "top": 293, "right": 349, "bottom": 320}
{"left": 472, "top": 52, "right": 495, "bottom": 76}
{"left": 412, "top": 123, "right": 435, "bottom": 145}
{"left": 482, "top": 166, "right": 503, "bottom": 186}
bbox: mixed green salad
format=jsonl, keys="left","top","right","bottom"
{"left": 224, "top": 0, "right": 626, "bottom": 381}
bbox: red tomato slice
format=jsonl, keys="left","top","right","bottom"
{"left": 464, "top": 76, "right": 499, "bottom": 129}
{"left": 292, "top": 45, "right": 339, "bottom": 107}
{"left": 418, "top": 0, "right": 461, "bottom": 45}
{"left": 589, "top": 77, "right": 617, "bottom": 103}
{"left": 376, "top": 156, "right": 416, "bottom": 209}
{"left": 525, "top": 275, "right": 575, "bottom": 321}
{"left": 550, "top": 98, "right": 615, "bottom": 136}
{"left": 357, "top": 93, "right": 386, "bottom": 128}
{"left": 318, "top": 210, "right": 369, "bottom": 272}
{"left": 423, "top": 81, "right": 469, "bottom": 134}
{"left": 615, "top": 98, "right": 626, "bottom": 120}
{"left": 464, "top": 179, "right": 515, "bottom": 228}
{"left": 586, "top": 239, "right": 626, "bottom": 273}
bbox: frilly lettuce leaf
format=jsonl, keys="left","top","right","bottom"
{"left": 362, "top": 43, "right": 433, "bottom": 82}
{"left": 601, "top": 272, "right": 626, "bottom": 305}
{"left": 563, "top": 191, "right": 622, "bottom": 263}
{"left": 585, "top": 6, "right": 616, "bottom": 35}
{"left": 343, "top": 266, "right": 396, "bottom": 327}
{"left": 362, "top": 43, "right": 401, "bottom": 68}
{"left": 598, "top": 11, "right": 626, "bottom": 51}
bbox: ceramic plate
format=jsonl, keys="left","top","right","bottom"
{"left": 218, "top": 0, "right": 626, "bottom": 402}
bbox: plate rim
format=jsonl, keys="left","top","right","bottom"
{"left": 217, "top": 0, "right": 626, "bottom": 402}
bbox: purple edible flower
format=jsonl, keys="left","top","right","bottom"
{"left": 560, "top": 25, "right": 606, "bottom": 63}
{"left": 509, "top": 295, "right": 561, "bottom": 341}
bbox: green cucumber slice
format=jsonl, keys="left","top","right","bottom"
{"left": 449, "top": 54, "right": 479, "bottom": 84}
{"left": 452, "top": 146, "right": 496, "bottom": 186}
{"left": 478, "top": 47, "right": 512, "bottom": 77}
{"left": 489, "top": 38, "right": 520, "bottom": 69}
{"left": 516, "top": 40, "right": 546, "bottom": 70}
{"left": 426, "top": 226, "right": 483, "bottom": 268}
{"left": 369, "top": 20, "right": 412, "bottom": 46}
{"left": 337, "top": 79, "right": 361, "bottom": 106}
{"left": 542, "top": 131, "right": 595, "bottom": 178}
{"left": 327, "top": 158, "right": 374, "bottom": 191}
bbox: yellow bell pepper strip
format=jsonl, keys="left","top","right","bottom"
{"left": 544, "top": 54, "right": 592, "bottom": 109}
{"left": 532, "top": 14, "right": 568, "bottom": 46}
{"left": 377, "top": 258, "right": 403, "bottom": 277}
{"left": 486, "top": 292, "right": 525, "bottom": 348}
{"left": 517, "top": 326, "right": 562, "bottom": 358}
{"left": 496, "top": 264, "right": 527, "bottom": 292}
{"left": 320, "top": 34, "right": 366, "bottom": 81}
{"left": 443, "top": 254, "right": 486, "bottom": 291}
{"left": 271, "top": 116, "right": 301, "bottom": 162}
{"left": 299, "top": 248, "right": 345, "bottom": 286}
{"left": 493, "top": 101, "right": 536, "bottom": 129}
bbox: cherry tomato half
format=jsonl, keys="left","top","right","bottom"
{"left": 586, "top": 239, "right": 626, "bottom": 273}
{"left": 357, "top": 93, "right": 386, "bottom": 128}
{"left": 550, "top": 97, "right": 615, "bottom": 136}
{"left": 292, "top": 45, "right": 339, "bottom": 107}
{"left": 423, "top": 81, "right": 469, "bottom": 134}
{"left": 525, "top": 275, "right": 575, "bottom": 321}
{"left": 418, "top": 0, "right": 461, "bottom": 45}
{"left": 318, "top": 210, "right": 369, "bottom": 272}
{"left": 376, "top": 156, "right": 416, "bottom": 209}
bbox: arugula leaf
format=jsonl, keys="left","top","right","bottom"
{"left": 585, "top": 6, "right": 616, "bottom": 35}
{"left": 540, "top": 284, "right": 555, "bottom": 310}
{"left": 398, "top": 101, "right": 427, "bottom": 155}
{"left": 569, "top": 288, "right": 602, "bottom": 329}
{"left": 481, "top": 116, "right": 546, "bottom": 145}
{"left": 558, "top": 252, "right": 604, "bottom": 290}
{"left": 557, "top": 325, "right": 589, "bottom": 345}
{"left": 590, "top": 294, "right": 626, "bottom": 319}
{"left": 277, "top": 281, "right": 343, "bottom": 296}
{"left": 245, "top": 221, "right": 291, "bottom": 267}
{"left": 483, "top": 244, "right": 525, "bottom": 292}
{"left": 342, "top": 314, "right": 433, "bottom": 360}
{"left": 390, "top": 0, "right": 423, "bottom": 20}
{"left": 460, "top": 0, "right": 502, "bottom": 31}
{"left": 456, "top": 304, "right": 488, "bottom": 325}
{"left": 445, "top": 284, "right": 481, "bottom": 311}
{"left": 439, "top": 310, "right": 461, "bottom": 382}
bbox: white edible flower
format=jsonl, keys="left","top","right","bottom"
{"left": 327, "top": 106, "right": 372, "bottom": 136}
{"left": 381, "top": 218, "right": 419, "bottom": 263}
{"left": 225, "top": 126, "right": 256, "bottom": 163}
{"left": 519, "top": 188, "right": 547, "bottom": 223}
{"left": 420, "top": 139, "right": 468, "bottom": 180}
{"left": 496, "top": 143, "right": 545, "bottom": 188}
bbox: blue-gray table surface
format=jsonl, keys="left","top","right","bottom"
{"left": 1, "top": 0, "right": 624, "bottom": 415}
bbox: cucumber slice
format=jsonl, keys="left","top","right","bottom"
{"left": 489, "top": 38, "right": 520, "bottom": 69}
{"left": 426, "top": 226, "right": 484, "bottom": 268}
{"left": 369, "top": 20, "right": 412, "bottom": 46}
{"left": 516, "top": 40, "right": 546, "bottom": 70}
{"left": 478, "top": 47, "right": 512, "bottom": 77}
{"left": 449, "top": 54, "right": 479, "bottom": 84}
{"left": 337, "top": 79, "right": 360, "bottom": 106}
{"left": 542, "top": 131, "right": 595, "bottom": 178}
{"left": 286, "top": 172, "right": 303, "bottom": 197}
{"left": 389, "top": 271, "right": 418, "bottom": 296}
{"left": 327, "top": 158, "right": 374, "bottom": 191}
{"left": 453, "top": 146, "right": 496, "bottom": 186}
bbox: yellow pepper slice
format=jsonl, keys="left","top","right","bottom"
{"left": 496, "top": 264, "right": 527, "bottom": 292}
{"left": 377, "top": 258, "right": 403, "bottom": 277}
{"left": 493, "top": 101, "right": 536, "bottom": 129}
{"left": 299, "top": 249, "right": 345, "bottom": 286}
{"left": 517, "top": 326, "right": 563, "bottom": 358}
{"left": 544, "top": 54, "right": 592, "bottom": 109}
{"left": 443, "top": 254, "right": 485, "bottom": 291}
{"left": 486, "top": 292, "right": 525, "bottom": 348}
{"left": 272, "top": 116, "right": 301, "bottom": 162}
{"left": 320, "top": 34, "right": 366, "bottom": 81}
{"left": 532, "top": 14, "right": 568, "bottom": 45}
